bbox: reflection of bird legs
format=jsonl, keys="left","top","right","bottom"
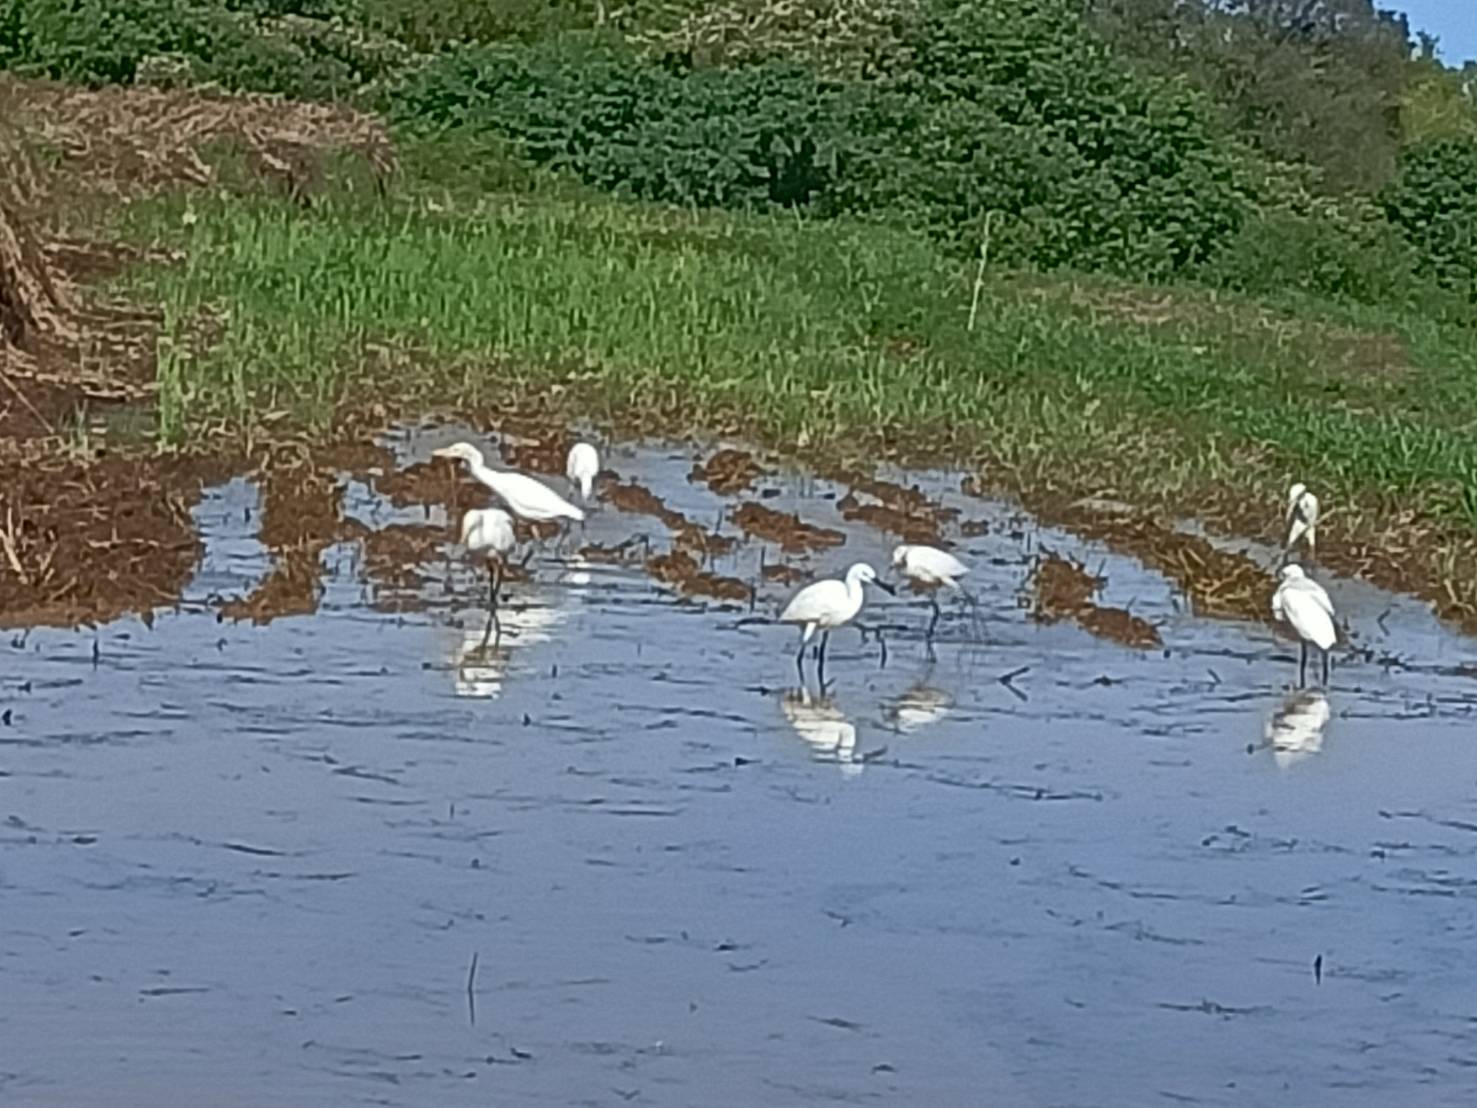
{"left": 480, "top": 557, "right": 504, "bottom": 649}
{"left": 859, "top": 623, "right": 888, "bottom": 669}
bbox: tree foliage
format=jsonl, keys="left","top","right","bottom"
{"left": 1087, "top": 0, "right": 1410, "bottom": 192}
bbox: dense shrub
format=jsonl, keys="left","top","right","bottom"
{"left": 394, "top": 38, "right": 856, "bottom": 209}
{"left": 0, "top": 0, "right": 409, "bottom": 97}
{"left": 1385, "top": 139, "right": 1477, "bottom": 303}
{"left": 397, "top": 0, "right": 1252, "bottom": 279}
{"left": 838, "top": 0, "right": 1249, "bottom": 277}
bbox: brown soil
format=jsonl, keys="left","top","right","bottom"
{"left": 760, "top": 562, "right": 810, "bottom": 587}
{"left": 689, "top": 448, "right": 767, "bottom": 495}
{"left": 1029, "top": 551, "right": 1162, "bottom": 649}
{"left": 362, "top": 522, "right": 444, "bottom": 596}
{"left": 375, "top": 459, "right": 477, "bottom": 512}
{"left": 679, "top": 571, "right": 752, "bottom": 604}
{"left": 499, "top": 428, "right": 574, "bottom": 478}
{"left": 731, "top": 502, "right": 846, "bottom": 554}
{"left": 1003, "top": 495, "right": 1274, "bottom": 628}
{"left": 0, "top": 451, "right": 232, "bottom": 628}
{"left": 829, "top": 472, "right": 960, "bottom": 547}
{"left": 647, "top": 550, "right": 701, "bottom": 585}
{"left": 674, "top": 524, "right": 737, "bottom": 561}
{"left": 577, "top": 537, "right": 650, "bottom": 564}
{"left": 220, "top": 460, "right": 342, "bottom": 624}
{"left": 606, "top": 479, "right": 689, "bottom": 530}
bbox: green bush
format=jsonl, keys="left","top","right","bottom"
{"left": 1385, "top": 139, "right": 1477, "bottom": 303}
{"left": 0, "top": 0, "right": 408, "bottom": 97}
{"left": 394, "top": 37, "right": 858, "bottom": 209}
{"left": 837, "top": 0, "right": 1249, "bottom": 276}
{"left": 1196, "top": 207, "right": 1427, "bottom": 307}
{"left": 395, "top": 0, "right": 1252, "bottom": 278}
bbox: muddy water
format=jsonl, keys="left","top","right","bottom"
{"left": 4, "top": 429, "right": 1477, "bottom": 1107}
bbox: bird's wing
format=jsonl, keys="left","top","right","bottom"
{"left": 498, "top": 470, "right": 584, "bottom": 519}
{"left": 1283, "top": 587, "right": 1337, "bottom": 650}
{"left": 1299, "top": 577, "right": 1335, "bottom": 617}
{"left": 940, "top": 551, "right": 970, "bottom": 578}
{"left": 780, "top": 580, "right": 843, "bottom": 624}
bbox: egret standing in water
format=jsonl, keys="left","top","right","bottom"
{"left": 779, "top": 562, "right": 894, "bottom": 682}
{"left": 566, "top": 441, "right": 600, "bottom": 503}
{"left": 457, "top": 507, "right": 516, "bottom": 643}
{"left": 891, "top": 543, "right": 975, "bottom": 641}
{"left": 1285, "top": 482, "right": 1319, "bottom": 562}
{"left": 1271, "top": 563, "right": 1336, "bottom": 688}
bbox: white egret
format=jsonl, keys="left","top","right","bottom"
{"left": 779, "top": 562, "right": 894, "bottom": 680}
{"left": 566, "top": 441, "right": 600, "bottom": 502}
{"left": 458, "top": 507, "right": 516, "bottom": 641}
{"left": 1285, "top": 482, "right": 1319, "bottom": 560}
{"left": 432, "top": 441, "right": 585, "bottom": 525}
{"left": 1271, "top": 563, "right": 1336, "bottom": 687}
{"left": 891, "top": 543, "right": 975, "bottom": 640}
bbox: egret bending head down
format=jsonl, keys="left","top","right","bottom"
{"left": 1271, "top": 563, "right": 1336, "bottom": 688}
{"left": 566, "top": 442, "right": 600, "bottom": 502}
{"left": 1285, "top": 482, "right": 1319, "bottom": 560}
{"left": 458, "top": 506, "right": 516, "bottom": 643}
{"left": 891, "top": 543, "right": 975, "bottom": 641}
{"left": 432, "top": 440, "right": 585, "bottom": 525}
{"left": 779, "top": 562, "right": 895, "bottom": 681}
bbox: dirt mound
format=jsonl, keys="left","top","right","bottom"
{"left": 0, "top": 452, "right": 233, "bottom": 629}
{"left": 0, "top": 78, "right": 393, "bottom": 210}
{"left": 689, "top": 448, "right": 766, "bottom": 495}
{"left": 1029, "top": 550, "right": 1162, "bottom": 650}
{"left": 732, "top": 502, "right": 846, "bottom": 554}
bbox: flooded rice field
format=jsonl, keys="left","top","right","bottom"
{"left": 4, "top": 425, "right": 1477, "bottom": 1107}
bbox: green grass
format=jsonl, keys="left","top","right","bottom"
{"left": 114, "top": 143, "right": 1477, "bottom": 529}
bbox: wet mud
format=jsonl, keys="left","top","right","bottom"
{"left": 1030, "top": 549, "right": 1163, "bottom": 649}
{"left": 5, "top": 430, "right": 1477, "bottom": 1107}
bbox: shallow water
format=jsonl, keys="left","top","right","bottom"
{"left": 4, "top": 429, "right": 1477, "bottom": 1107}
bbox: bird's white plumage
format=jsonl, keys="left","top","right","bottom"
{"left": 891, "top": 544, "right": 969, "bottom": 587}
{"left": 1272, "top": 564, "right": 1336, "bottom": 650}
{"left": 459, "top": 507, "right": 516, "bottom": 557}
{"left": 433, "top": 442, "right": 585, "bottom": 523}
{"left": 1286, "top": 482, "right": 1319, "bottom": 553}
{"left": 780, "top": 562, "right": 883, "bottom": 642}
{"left": 566, "top": 442, "right": 600, "bottom": 501}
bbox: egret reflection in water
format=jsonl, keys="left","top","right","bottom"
{"left": 779, "top": 687, "right": 862, "bottom": 775}
{"left": 1263, "top": 689, "right": 1332, "bottom": 767}
{"left": 883, "top": 678, "right": 955, "bottom": 734}
{"left": 450, "top": 592, "right": 574, "bottom": 699}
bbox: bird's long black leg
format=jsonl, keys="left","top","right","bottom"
{"left": 1321, "top": 647, "right": 1329, "bottom": 687}
{"left": 1298, "top": 641, "right": 1308, "bottom": 689}
{"left": 927, "top": 595, "right": 941, "bottom": 642}
{"left": 795, "top": 633, "right": 807, "bottom": 680}
{"left": 817, "top": 631, "right": 830, "bottom": 689}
